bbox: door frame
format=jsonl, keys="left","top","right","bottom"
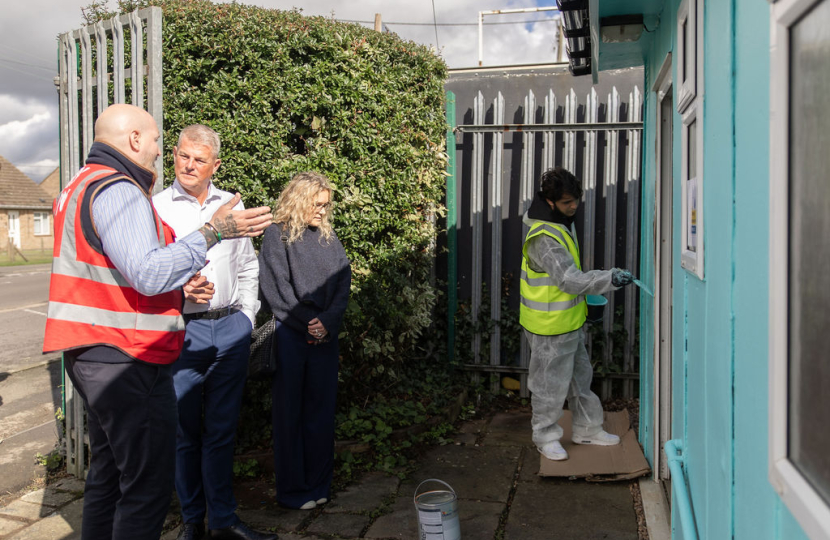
{"left": 652, "top": 53, "right": 674, "bottom": 481}
{"left": 7, "top": 210, "right": 21, "bottom": 249}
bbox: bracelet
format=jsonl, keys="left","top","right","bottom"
{"left": 204, "top": 222, "right": 222, "bottom": 243}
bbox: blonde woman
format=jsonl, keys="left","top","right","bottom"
{"left": 258, "top": 171, "right": 351, "bottom": 510}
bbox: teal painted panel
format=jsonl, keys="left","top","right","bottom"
{"left": 731, "top": 0, "right": 808, "bottom": 539}
{"left": 684, "top": 1, "right": 736, "bottom": 538}
{"left": 682, "top": 277, "right": 709, "bottom": 537}
{"left": 638, "top": 78, "right": 657, "bottom": 465}
{"left": 637, "top": 0, "right": 675, "bottom": 472}
{"left": 632, "top": 0, "right": 815, "bottom": 537}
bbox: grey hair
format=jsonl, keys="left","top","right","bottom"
{"left": 177, "top": 124, "right": 220, "bottom": 158}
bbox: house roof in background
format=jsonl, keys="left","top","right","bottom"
{"left": 39, "top": 167, "right": 61, "bottom": 200}
{"left": 0, "top": 155, "right": 54, "bottom": 210}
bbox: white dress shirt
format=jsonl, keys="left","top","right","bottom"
{"left": 153, "top": 180, "right": 260, "bottom": 326}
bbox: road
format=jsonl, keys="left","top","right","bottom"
{"left": 0, "top": 264, "right": 57, "bottom": 374}
{"left": 0, "top": 264, "right": 64, "bottom": 502}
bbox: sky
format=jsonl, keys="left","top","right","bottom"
{"left": 0, "top": 0, "right": 562, "bottom": 182}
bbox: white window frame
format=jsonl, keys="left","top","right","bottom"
{"left": 676, "top": 0, "right": 697, "bottom": 113}
{"left": 678, "top": 0, "right": 704, "bottom": 279}
{"left": 769, "top": 0, "right": 830, "bottom": 538}
{"left": 33, "top": 212, "right": 50, "bottom": 236}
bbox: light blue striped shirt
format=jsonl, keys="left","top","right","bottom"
{"left": 92, "top": 181, "right": 207, "bottom": 295}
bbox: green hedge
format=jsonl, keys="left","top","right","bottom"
{"left": 84, "top": 0, "right": 454, "bottom": 459}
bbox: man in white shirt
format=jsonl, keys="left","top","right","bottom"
{"left": 154, "top": 125, "right": 276, "bottom": 540}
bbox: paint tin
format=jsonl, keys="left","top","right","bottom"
{"left": 414, "top": 479, "right": 461, "bottom": 540}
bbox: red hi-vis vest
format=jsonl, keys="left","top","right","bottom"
{"left": 43, "top": 164, "right": 185, "bottom": 364}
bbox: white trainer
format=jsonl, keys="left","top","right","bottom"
{"left": 572, "top": 430, "right": 621, "bottom": 446}
{"left": 299, "top": 500, "right": 317, "bottom": 510}
{"left": 538, "top": 440, "right": 569, "bottom": 461}
{"left": 316, "top": 498, "right": 328, "bottom": 505}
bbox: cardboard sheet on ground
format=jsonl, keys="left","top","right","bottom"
{"left": 538, "top": 409, "right": 651, "bottom": 481}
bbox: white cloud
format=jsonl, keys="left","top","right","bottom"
{"left": 0, "top": 95, "right": 54, "bottom": 125}
{"left": 229, "top": 0, "right": 562, "bottom": 68}
{"left": 18, "top": 158, "right": 59, "bottom": 182}
{"left": 0, "top": 110, "right": 51, "bottom": 140}
{"left": 0, "top": 0, "right": 565, "bottom": 175}
{"left": 0, "top": 97, "right": 58, "bottom": 180}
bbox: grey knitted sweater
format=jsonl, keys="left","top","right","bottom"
{"left": 258, "top": 223, "right": 351, "bottom": 337}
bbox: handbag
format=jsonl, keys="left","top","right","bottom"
{"left": 249, "top": 316, "right": 276, "bottom": 377}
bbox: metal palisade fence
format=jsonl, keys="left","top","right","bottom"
{"left": 445, "top": 85, "right": 643, "bottom": 400}
{"left": 56, "top": 7, "right": 163, "bottom": 478}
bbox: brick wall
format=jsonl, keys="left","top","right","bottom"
{"left": 1, "top": 209, "right": 54, "bottom": 253}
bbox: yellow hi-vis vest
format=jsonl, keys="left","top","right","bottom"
{"left": 520, "top": 221, "right": 587, "bottom": 335}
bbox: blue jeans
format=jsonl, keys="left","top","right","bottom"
{"left": 173, "top": 310, "right": 252, "bottom": 529}
{"left": 271, "top": 320, "right": 339, "bottom": 508}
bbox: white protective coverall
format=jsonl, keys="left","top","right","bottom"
{"left": 523, "top": 215, "right": 619, "bottom": 448}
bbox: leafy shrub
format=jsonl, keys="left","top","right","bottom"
{"left": 83, "top": 0, "right": 453, "bottom": 459}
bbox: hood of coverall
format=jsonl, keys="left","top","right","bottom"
{"left": 523, "top": 191, "right": 577, "bottom": 228}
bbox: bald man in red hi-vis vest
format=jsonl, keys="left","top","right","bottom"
{"left": 43, "top": 104, "right": 272, "bottom": 540}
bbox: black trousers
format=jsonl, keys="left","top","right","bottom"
{"left": 271, "top": 321, "right": 339, "bottom": 508}
{"left": 66, "top": 353, "right": 177, "bottom": 540}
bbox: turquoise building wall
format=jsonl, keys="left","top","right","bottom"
{"left": 631, "top": 0, "right": 810, "bottom": 538}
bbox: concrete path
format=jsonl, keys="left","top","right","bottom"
{"left": 0, "top": 409, "right": 647, "bottom": 539}
{"left": 0, "top": 360, "right": 64, "bottom": 501}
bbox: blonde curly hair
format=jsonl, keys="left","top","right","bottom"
{"left": 273, "top": 171, "right": 335, "bottom": 244}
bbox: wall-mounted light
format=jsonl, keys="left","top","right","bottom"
{"left": 600, "top": 14, "right": 644, "bottom": 43}
{"left": 557, "top": 0, "right": 591, "bottom": 76}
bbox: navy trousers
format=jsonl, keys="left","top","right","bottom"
{"left": 271, "top": 320, "right": 339, "bottom": 508}
{"left": 65, "top": 354, "right": 177, "bottom": 540}
{"left": 173, "top": 310, "right": 251, "bottom": 529}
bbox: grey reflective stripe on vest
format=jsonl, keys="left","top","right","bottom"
{"left": 48, "top": 302, "right": 185, "bottom": 332}
{"left": 520, "top": 294, "right": 584, "bottom": 312}
{"left": 56, "top": 168, "right": 112, "bottom": 262}
{"left": 520, "top": 268, "right": 556, "bottom": 287}
{"left": 52, "top": 256, "right": 132, "bottom": 288}
{"left": 530, "top": 222, "right": 570, "bottom": 245}
{"left": 53, "top": 169, "right": 149, "bottom": 288}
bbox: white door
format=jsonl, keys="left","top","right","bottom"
{"left": 7, "top": 211, "right": 21, "bottom": 249}
{"left": 653, "top": 56, "right": 674, "bottom": 482}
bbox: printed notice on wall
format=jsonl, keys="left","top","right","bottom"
{"left": 687, "top": 178, "right": 697, "bottom": 253}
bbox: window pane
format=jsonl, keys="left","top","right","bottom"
{"left": 687, "top": 119, "right": 697, "bottom": 179}
{"left": 34, "top": 212, "right": 47, "bottom": 235}
{"left": 788, "top": 0, "right": 830, "bottom": 507}
{"left": 681, "top": 18, "right": 688, "bottom": 83}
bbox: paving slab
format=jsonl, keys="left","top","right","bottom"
{"left": 452, "top": 433, "right": 478, "bottom": 445}
{"left": 401, "top": 445, "right": 520, "bottom": 503}
{"left": 365, "top": 495, "right": 504, "bottom": 540}
{"left": 6, "top": 498, "right": 82, "bottom": 540}
{"left": 306, "top": 511, "right": 370, "bottom": 537}
{"left": 237, "top": 505, "right": 308, "bottom": 533}
{"left": 363, "top": 495, "right": 418, "bottom": 539}
{"left": 456, "top": 418, "right": 487, "bottom": 436}
{"left": 0, "top": 499, "right": 54, "bottom": 521}
{"left": 483, "top": 411, "right": 534, "bottom": 447}
{"left": 518, "top": 446, "right": 545, "bottom": 483}
{"left": 0, "top": 515, "right": 26, "bottom": 536}
{"left": 51, "top": 477, "right": 86, "bottom": 493}
{"left": 20, "top": 487, "right": 79, "bottom": 508}
{"left": 326, "top": 471, "right": 400, "bottom": 514}
{"left": 503, "top": 479, "right": 638, "bottom": 540}
{"left": 453, "top": 499, "right": 504, "bottom": 539}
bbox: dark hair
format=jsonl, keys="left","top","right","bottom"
{"left": 540, "top": 167, "right": 583, "bottom": 202}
